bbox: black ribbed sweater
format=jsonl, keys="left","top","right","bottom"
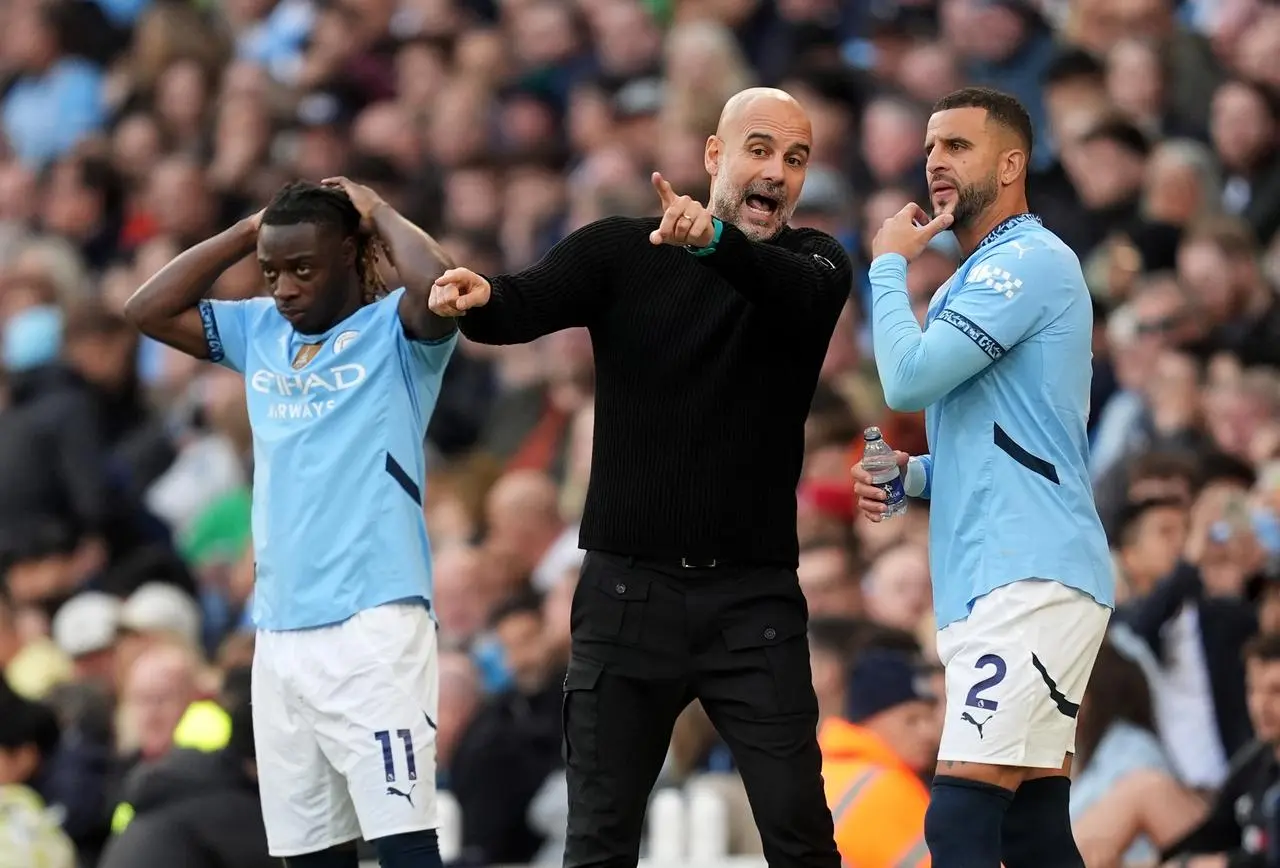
{"left": 460, "top": 216, "right": 852, "bottom": 567}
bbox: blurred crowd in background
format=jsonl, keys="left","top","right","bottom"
{"left": 1, "top": 0, "right": 1280, "bottom": 865}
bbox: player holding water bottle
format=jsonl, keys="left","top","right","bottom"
{"left": 851, "top": 86, "right": 1113, "bottom": 868}
{"left": 859, "top": 427, "right": 909, "bottom": 519}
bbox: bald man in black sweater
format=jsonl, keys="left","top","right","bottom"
{"left": 430, "top": 88, "right": 851, "bottom": 868}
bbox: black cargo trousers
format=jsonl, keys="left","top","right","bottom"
{"left": 561, "top": 551, "right": 841, "bottom": 868}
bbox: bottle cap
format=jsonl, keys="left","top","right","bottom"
{"left": 863, "top": 426, "right": 882, "bottom": 441}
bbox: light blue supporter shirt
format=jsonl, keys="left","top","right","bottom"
{"left": 197, "top": 288, "right": 457, "bottom": 631}
{"left": 2, "top": 59, "right": 105, "bottom": 167}
{"left": 869, "top": 214, "right": 1114, "bottom": 629}
{"left": 1070, "top": 720, "right": 1171, "bottom": 865}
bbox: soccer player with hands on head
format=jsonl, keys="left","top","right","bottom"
{"left": 855, "top": 87, "right": 1115, "bottom": 868}
{"left": 125, "top": 176, "right": 459, "bottom": 868}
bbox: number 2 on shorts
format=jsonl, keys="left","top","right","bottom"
{"left": 374, "top": 729, "right": 418, "bottom": 783}
{"left": 965, "top": 654, "right": 1007, "bottom": 711}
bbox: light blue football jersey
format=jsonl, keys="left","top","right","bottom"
{"left": 197, "top": 288, "right": 456, "bottom": 631}
{"left": 869, "top": 215, "right": 1114, "bottom": 629}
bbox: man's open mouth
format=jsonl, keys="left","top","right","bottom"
{"left": 745, "top": 194, "right": 779, "bottom": 215}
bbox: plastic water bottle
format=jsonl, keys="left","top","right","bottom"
{"left": 686, "top": 779, "right": 730, "bottom": 860}
{"left": 436, "top": 791, "right": 463, "bottom": 863}
{"left": 647, "top": 788, "right": 686, "bottom": 863}
{"left": 862, "top": 426, "right": 907, "bottom": 519}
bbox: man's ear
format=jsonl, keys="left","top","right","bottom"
{"left": 1000, "top": 147, "right": 1027, "bottom": 187}
{"left": 705, "top": 135, "right": 723, "bottom": 177}
{"left": 341, "top": 236, "right": 357, "bottom": 268}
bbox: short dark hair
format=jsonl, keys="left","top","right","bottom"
{"left": 489, "top": 589, "right": 544, "bottom": 629}
{"left": 0, "top": 686, "right": 60, "bottom": 761}
{"left": 1042, "top": 48, "right": 1105, "bottom": 88}
{"left": 1126, "top": 450, "right": 1199, "bottom": 487}
{"left": 261, "top": 181, "right": 387, "bottom": 303}
{"left": 808, "top": 616, "right": 870, "bottom": 661}
{"left": 1081, "top": 116, "right": 1152, "bottom": 158}
{"left": 1117, "top": 497, "right": 1186, "bottom": 546}
{"left": 932, "top": 87, "right": 1034, "bottom": 157}
{"left": 1244, "top": 632, "right": 1280, "bottom": 665}
{"left": 808, "top": 616, "right": 921, "bottom": 662}
{"left": 1200, "top": 451, "right": 1257, "bottom": 490}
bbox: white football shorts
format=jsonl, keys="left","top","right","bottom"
{"left": 936, "top": 578, "right": 1110, "bottom": 770}
{"left": 252, "top": 601, "right": 440, "bottom": 856}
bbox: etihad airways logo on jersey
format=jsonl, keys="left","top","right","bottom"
{"left": 249, "top": 364, "right": 367, "bottom": 420}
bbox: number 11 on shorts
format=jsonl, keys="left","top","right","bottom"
{"left": 374, "top": 729, "right": 418, "bottom": 783}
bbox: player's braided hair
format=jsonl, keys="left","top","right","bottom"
{"left": 260, "top": 181, "right": 390, "bottom": 304}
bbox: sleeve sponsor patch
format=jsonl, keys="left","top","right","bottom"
{"left": 936, "top": 308, "right": 1007, "bottom": 361}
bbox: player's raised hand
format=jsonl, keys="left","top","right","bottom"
{"left": 429, "top": 267, "right": 491, "bottom": 317}
{"left": 871, "top": 203, "right": 953, "bottom": 262}
{"left": 321, "top": 176, "right": 385, "bottom": 225}
{"left": 649, "top": 172, "right": 716, "bottom": 248}
{"left": 851, "top": 450, "right": 910, "bottom": 522}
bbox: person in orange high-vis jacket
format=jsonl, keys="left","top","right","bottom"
{"left": 820, "top": 648, "right": 941, "bottom": 868}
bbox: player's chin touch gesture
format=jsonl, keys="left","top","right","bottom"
{"left": 871, "top": 202, "right": 954, "bottom": 262}
{"left": 853, "top": 204, "right": 951, "bottom": 523}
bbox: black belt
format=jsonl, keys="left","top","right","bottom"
{"left": 626, "top": 555, "right": 724, "bottom": 569}
{"left": 594, "top": 551, "right": 786, "bottom": 570}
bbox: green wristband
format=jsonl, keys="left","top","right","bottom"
{"left": 686, "top": 217, "right": 723, "bottom": 257}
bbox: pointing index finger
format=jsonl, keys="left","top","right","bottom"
{"left": 651, "top": 172, "right": 676, "bottom": 208}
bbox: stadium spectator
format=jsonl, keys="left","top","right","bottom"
{"left": 820, "top": 648, "right": 938, "bottom": 868}
{"left": 1113, "top": 497, "right": 1190, "bottom": 601}
{"left": 860, "top": 541, "right": 932, "bottom": 634}
{"left": 448, "top": 593, "right": 563, "bottom": 866}
{"left": 797, "top": 540, "right": 862, "bottom": 618}
{"left": 0, "top": 681, "right": 75, "bottom": 868}
{"left": 97, "top": 665, "right": 275, "bottom": 868}
{"left": 1067, "top": 634, "right": 1175, "bottom": 865}
{"left": 1158, "top": 631, "right": 1280, "bottom": 865}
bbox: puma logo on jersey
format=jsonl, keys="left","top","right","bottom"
{"left": 386, "top": 784, "right": 416, "bottom": 807}
{"left": 961, "top": 711, "right": 992, "bottom": 739}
